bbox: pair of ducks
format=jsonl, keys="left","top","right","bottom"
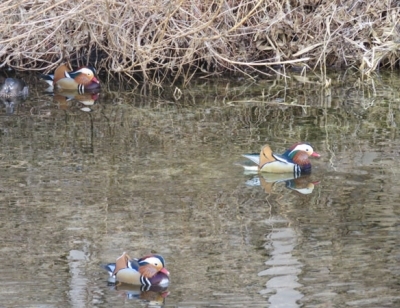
{"left": 0, "top": 64, "right": 100, "bottom": 98}
{"left": 107, "top": 143, "right": 321, "bottom": 287}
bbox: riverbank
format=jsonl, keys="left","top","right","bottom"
{"left": 1, "top": 1, "right": 399, "bottom": 84}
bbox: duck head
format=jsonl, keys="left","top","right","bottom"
{"left": 285, "top": 143, "right": 320, "bottom": 158}
{"left": 137, "top": 254, "right": 170, "bottom": 278}
{"left": 67, "top": 67, "right": 100, "bottom": 87}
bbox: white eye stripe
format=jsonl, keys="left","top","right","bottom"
{"left": 76, "top": 68, "right": 93, "bottom": 75}
{"left": 292, "top": 144, "right": 314, "bottom": 155}
{"left": 144, "top": 257, "right": 162, "bottom": 265}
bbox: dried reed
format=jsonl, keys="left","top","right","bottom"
{"left": 1, "top": 0, "right": 399, "bottom": 84}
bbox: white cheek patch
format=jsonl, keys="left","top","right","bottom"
{"left": 293, "top": 144, "right": 313, "bottom": 154}
{"left": 76, "top": 68, "right": 92, "bottom": 76}
{"left": 145, "top": 257, "right": 162, "bottom": 266}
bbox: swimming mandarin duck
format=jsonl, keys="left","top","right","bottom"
{"left": 41, "top": 64, "right": 100, "bottom": 92}
{"left": 103, "top": 252, "right": 170, "bottom": 287}
{"left": 242, "top": 143, "right": 320, "bottom": 176}
{"left": 0, "top": 78, "right": 29, "bottom": 97}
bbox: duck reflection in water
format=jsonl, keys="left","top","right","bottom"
{"left": 246, "top": 173, "right": 319, "bottom": 195}
{"left": 0, "top": 78, "right": 29, "bottom": 115}
{"left": 52, "top": 91, "right": 100, "bottom": 112}
{"left": 107, "top": 283, "right": 169, "bottom": 305}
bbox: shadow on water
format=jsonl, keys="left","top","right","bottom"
{"left": 0, "top": 70, "right": 399, "bottom": 307}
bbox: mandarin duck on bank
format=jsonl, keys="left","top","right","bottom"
{"left": 103, "top": 252, "right": 170, "bottom": 287}
{"left": 41, "top": 64, "right": 100, "bottom": 92}
{"left": 242, "top": 143, "right": 320, "bottom": 176}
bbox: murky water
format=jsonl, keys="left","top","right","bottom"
{"left": 0, "top": 71, "right": 400, "bottom": 307}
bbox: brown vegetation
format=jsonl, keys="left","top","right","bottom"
{"left": 1, "top": 0, "right": 399, "bottom": 84}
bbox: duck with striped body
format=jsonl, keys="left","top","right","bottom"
{"left": 41, "top": 64, "right": 100, "bottom": 92}
{"left": 242, "top": 143, "right": 320, "bottom": 176}
{"left": 103, "top": 252, "right": 170, "bottom": 287}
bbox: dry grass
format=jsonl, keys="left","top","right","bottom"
{"left": 1, "top": 0, "right": 400, "bottom": 84}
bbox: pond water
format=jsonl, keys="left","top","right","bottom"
{"left": 0, "top": 70, "right": 400, "bottom": 307}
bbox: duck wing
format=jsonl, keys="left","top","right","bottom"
{"left": 241, "top": 153, "right": 259, "bottom": 165}
{"left": 272, "top": 153, "right": 293, "bottom": 164}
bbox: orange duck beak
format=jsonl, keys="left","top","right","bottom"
{"left": 91, "top": 76, "right": 100, "bottom": 84}
{"left": 311, "top": 152, "right": 321, "bottom": 158}
{"left": 160, "top": 268, "right": 170, "bottom": 276}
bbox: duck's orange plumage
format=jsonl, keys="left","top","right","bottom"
{"left": 242, "top": 143, "right": 320, "bottom": 175}
{"left": 42, "top": 63, "right": 100, "bottom": 92}
{"left": 103, "top": 252, "right": 170, "bottom": 287}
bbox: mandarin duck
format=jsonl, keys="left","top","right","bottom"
{"left": 41, "top": 64, "right": 100, "bottom": 92}
{"left": 103, "top": 252, "right": 170, "bottom": 287}
{"left": 0, "top": 78, "right": 29, "bottom": 98}
{"left": 242, "top": 143, "right": 320, "bottom": 176}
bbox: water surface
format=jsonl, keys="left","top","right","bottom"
{"left": 0, "top": 71, "right": 399, "bottom": 307}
